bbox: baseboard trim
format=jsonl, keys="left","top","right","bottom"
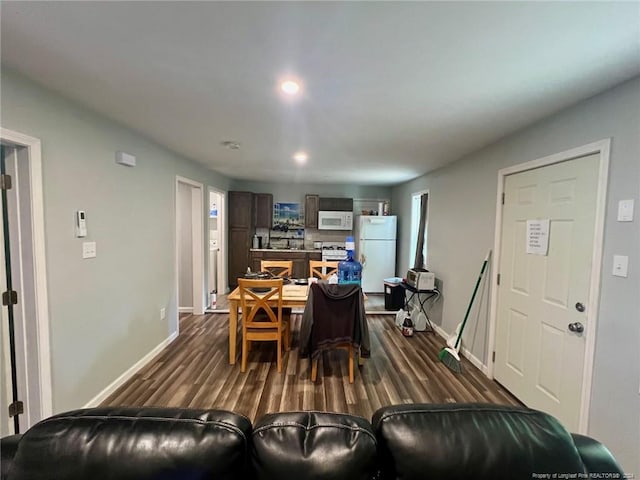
{"left": 431, "top": 324, "right": 488, "bottom": 375}
{"left": 461, "top": 346, "right": 489, "bottom": 375}
{"left": 204, "top": 308, "right": 230, "bottom": 314}
{"left": 83, "top": 331, "right": 179, "bottom": 408}
{"left": 178, "top": 307, "right": 193, "bottom": 313}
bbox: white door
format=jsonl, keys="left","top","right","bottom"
{"left": 0, "top": 129, "right": 53, "bottom": 431}
{"left": 1, "top": 144, "right": 37, "bottom": 434}
{"left": 494, "top": 153, "right": 599, "bottom": 431}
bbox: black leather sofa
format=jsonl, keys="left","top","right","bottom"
{"left": 1, "top": 403, "right": 623, "bottom": 480}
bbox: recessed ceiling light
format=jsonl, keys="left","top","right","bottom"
{"left": 280, "top": 79, "right": 301, "bottom": 96}
{"left": 293, "top": 151, "right": 308, "bottom": 164}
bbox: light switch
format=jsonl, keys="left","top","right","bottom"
{"left": 612, "top": 255, "right": 628, "bottom": 277}
{"left": 82, "top": 241, "right": 97, "bottom": 259}
{"left": 617, "top": 199, "right": 634, "bottom": 222}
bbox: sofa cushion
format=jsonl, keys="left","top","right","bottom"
{"left": 252, "top": 411, "right": 377, "bottom": 480}
{"left": 373, "top": 403, "right": 588, "bottom": 480}
{"left": 4, "top": 407, "right": 252, "bottom": 480}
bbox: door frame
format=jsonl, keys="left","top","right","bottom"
{"left": 487, "top": 138, "right": 610, "bottom": 433}
{"left": 175, "top": 176, "right": 205, "bottom": 322}
{"left": 0, "top": 128, "right": 53, "bottom": 427}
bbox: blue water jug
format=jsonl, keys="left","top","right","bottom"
{"left": 338, "top": 236, "right": 362, "bottom": 285}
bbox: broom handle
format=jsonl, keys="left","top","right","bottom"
{"left": 454, "top": 252, "right": 490, "bottom": 349}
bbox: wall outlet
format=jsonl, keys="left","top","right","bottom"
{"left": 612, "top": 255, "right": 629, "bottom": 278}
{"left": 160, "top": 308, "right": 166, "bottom": 320}
{"left": 617, "top": 199, "right": 634, "bottom": 222}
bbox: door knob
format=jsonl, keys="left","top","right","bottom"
{"left": 568, "top": 322, "right": 584, "bottom": 333}
{"left": 575, "top": 302, "right": 585, "bottom": 312}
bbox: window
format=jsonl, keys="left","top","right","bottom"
{"left": 409, "top": 191, "right": 428, "bottom": 269}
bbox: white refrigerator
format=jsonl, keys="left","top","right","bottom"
{"left": 354, "top": 216, "right": 397, "bottom": 293}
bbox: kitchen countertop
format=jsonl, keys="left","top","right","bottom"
{"left": 250, "top": 248, "right": 322, "bottom": 253}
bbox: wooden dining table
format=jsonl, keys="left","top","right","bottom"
{"left": 226, "top": 283, "right": 309, "bottom": 364}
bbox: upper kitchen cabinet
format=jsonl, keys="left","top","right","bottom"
{"left": 318, "top": 197, "right": 353, "bottom": 212}
{"left": 254, "top": 193, "right": 273, "bottom": 229}
{"left": 229, "top": 191, "right": 253, "bottom": 229}
{"left": 305, "top": 194, "right": 319, "bottom": 228}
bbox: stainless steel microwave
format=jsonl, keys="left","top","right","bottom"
{"left": 318, "top": 211, "right": 353, "bottom": 230}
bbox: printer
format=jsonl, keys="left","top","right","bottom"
{"left": 405, "top": 268, "right": 435, "bottom": 291}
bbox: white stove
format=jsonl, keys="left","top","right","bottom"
{"left": 321, "top": 242, "right": 348, "bottom": 262}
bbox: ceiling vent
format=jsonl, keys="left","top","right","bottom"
{"left": 221, "top": 141, "right": 241, "bottom": 150}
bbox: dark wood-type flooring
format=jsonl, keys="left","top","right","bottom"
{"left": 102, "top": 311, "right": 521, "bottom": 421}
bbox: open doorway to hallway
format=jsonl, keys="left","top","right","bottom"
{"left": 206, "top": 188, "right": 226, "bottom": 311}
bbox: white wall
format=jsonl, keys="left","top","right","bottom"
{"left": 392, "top": 76, "right": 640, "bottom": 473}
{"left": 0, "top": 69, "right": 232, "bottom": 413}
{"left": 231, "top": 181, "right": 392, "bottom": 206}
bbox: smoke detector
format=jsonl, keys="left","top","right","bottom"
{"left": 221, "top": 140, "right": 241, "bottom": 150}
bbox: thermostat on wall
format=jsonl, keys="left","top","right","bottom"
{"left": 116, "top": 151, "right": 136, "bottom": 167}
{"left": 76, "top": 210, "right": 87, "bottom": 237}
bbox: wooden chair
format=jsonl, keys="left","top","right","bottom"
{"left": 238, "top": 278, "right": 291, "bottom": 373}
{"left": 309, "top": 260, "right": 339, "bottom": 280}
{"left": 260, "top": 260, "right": 293, "bottom": 278}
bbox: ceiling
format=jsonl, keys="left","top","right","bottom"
{"left": 2, "top": 2, "right": 639, "bottom": 186}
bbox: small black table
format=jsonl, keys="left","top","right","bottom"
{"left": 400, "top": 283, "right": 440, "bottom": 333}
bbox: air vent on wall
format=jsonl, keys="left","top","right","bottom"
{"left": 115, "top": 151, "right": 136, "bottom": 167}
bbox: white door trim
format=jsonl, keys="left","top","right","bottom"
{"left": 0, "top": 127, "right": 53, "bottom": 423}
{"left": 175, "top": 176, "right": 205, "bottom": 323}
{"left": 487, "top": 138, "right": 610, "bottom": 434}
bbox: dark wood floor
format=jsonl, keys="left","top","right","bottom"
{"left": 101, "top": 312, "right": 521, "bottom": 421}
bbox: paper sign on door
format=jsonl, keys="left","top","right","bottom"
{"left": 526, "top": 219, "right": 550, "bottom": 255}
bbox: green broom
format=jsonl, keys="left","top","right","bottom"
{"left": 438, "top": 251, "right": 490, "bottom": 373}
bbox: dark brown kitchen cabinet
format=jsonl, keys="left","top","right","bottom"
{"left": 305, "top": 194, "right": 319, "bottom": 228}
{"left": 228, "top": 191, "right": 253, "bottom": 288}
{"left": 289, "top": 252, "right": 307, "bottom": 279}
{"left": 254, "top": 193, "right": 273, "bottom": 229}
{"left": 249, "top": 250, "right": 264, "bottom": 274}
{"left": 308, "top": 252, "right": 322, "bottom": 262}
{"left": 318, "top": 197, "right": 353, "bottom": 212}
{"left": 229, "top": 191, "right": 253, "bottom": 229}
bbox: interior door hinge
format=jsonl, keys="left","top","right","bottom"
{"left": 501, "top": 192, "right": 505, "bottom": 205}
{"left": 8, "top": 400, "right": 23, "bottom": 417}
{"left": 2, "top": 290, "right": 18, "bottom": 306}
{"left": 0, "top": 174, "right": 12, "bottom": 191}
{"left": 492, "top": 351, "right": 496, "bottom": 363}
{"left": 497, "top": 274, "right": 501, "bottom": 286}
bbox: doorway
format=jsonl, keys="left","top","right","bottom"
{"left": 176, "top": 177, "right": 204, "bottom": 317}
{"left": 0, "top": 129, "right": 53, "bottom": 435}
{"left": 488, "top": 139, "right": 610, "bottom": 433}
{"left": 207, "top": 188, "right": 226, "bottom": 310}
